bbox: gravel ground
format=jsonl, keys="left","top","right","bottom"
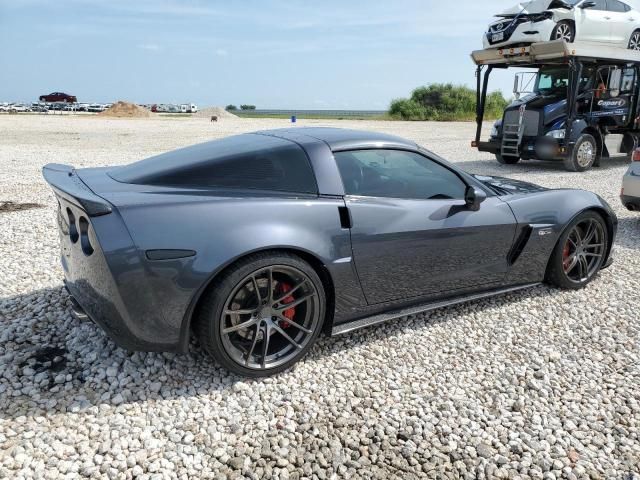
{"left": 1, "top": 114, "right": 639, "bottom": 479}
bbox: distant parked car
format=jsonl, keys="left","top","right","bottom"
{"left": 9, "top": 104, "right": 30, "bottom": 113}
{"left": 31, "top": 104, "right": 49, "bottom": 113}
{"left": 88, "top": 104, "right": 105, "bottom": 113}
{"left": 39, "top": 92, "right": 77, "bottom": 103}
{"left": 622, "top": 149, "right": 640, "bottom": 211}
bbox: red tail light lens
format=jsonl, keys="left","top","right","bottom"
{"left": 633, "top": 149, "right": 640, "bottom": 162}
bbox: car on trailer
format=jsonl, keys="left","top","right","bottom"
{"left": 484, "top": 0, "right": 640, "bottom": 51}
{"left": 472, "top": 40, "right": 640, "bottom": 171}
{"left": 39, "top": 92, "right": 77, "bottom": 103}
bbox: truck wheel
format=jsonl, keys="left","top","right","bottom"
{"left": 496, "top": 153, "right": 520, "bottom": 165}
{"left": 551, "top": 21, "right": 575, "bottom": 43}
{"left": 564, "top": 134, "right": 597, "bottom": 172}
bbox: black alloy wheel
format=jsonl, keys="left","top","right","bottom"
{"left": 546, "top": 211, "right": 608, "bottom": 289}
{"left": 195, "top": 253, "right": 325, "bottom": 377}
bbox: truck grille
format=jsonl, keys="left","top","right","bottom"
{"left": 504, "top": 110, "right": 540, "bottom": 136}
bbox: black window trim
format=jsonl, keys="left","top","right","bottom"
{"left": 332, "top": 147, "right": 490, "bottom": 201}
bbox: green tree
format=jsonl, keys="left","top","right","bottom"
{"left": 226, "top": 104, "right": 238, "bottom": 111}
{"left": 240, "top": 104, "right": 256, "bottom": 110}
{"left": 388, "top": 84, "right": 508, "bottom": 121}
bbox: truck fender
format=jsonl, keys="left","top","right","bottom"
{"left": 567, "top": 119, "right": 589, "bottom": 143}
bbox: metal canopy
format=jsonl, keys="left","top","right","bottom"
{"left": 471, "top": 40, "right": 640, "bottom": 67}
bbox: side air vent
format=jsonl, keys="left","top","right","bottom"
{"left": 78, "top": 216, "right": 94, "bottom": 256}
{"left": 507, "top": 226, "right": 533, "bottom": 266}
{"left": 338, "top": 207, "right": 352, "bottom": 229}
{"left": 67, "top": 208, "right": 79, "bottom": 244}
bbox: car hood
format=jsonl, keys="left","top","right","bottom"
{"left": 498, "top": 0, "right": 572, "bottom": 15}
{"left": 473, "top": 175, "right": 548, "bottom": 195}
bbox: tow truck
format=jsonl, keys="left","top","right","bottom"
{"left": 471, "top": 40, "right": 640, "bottom": 171}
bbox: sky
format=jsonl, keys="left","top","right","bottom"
{"left": 0, "top": 0, "right": 518, "bottom": 109}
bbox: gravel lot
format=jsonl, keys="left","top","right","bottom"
{"left": 1, "top": 114, "right": 639, "bottom": 479}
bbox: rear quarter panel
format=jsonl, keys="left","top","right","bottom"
{"left": 107, "top": 191, "right": 365, "bottom": 350}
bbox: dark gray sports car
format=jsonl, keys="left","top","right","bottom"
{"left": 43, "top": 128, "right": 617, "bottom": 376}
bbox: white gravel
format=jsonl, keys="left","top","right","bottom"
{"left": 1, "top": 114, "right": 639, "bottom": 479}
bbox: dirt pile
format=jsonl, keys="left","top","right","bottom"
{"left": 195, "top": 106, "right": 237, "bottom": 119}
{"left": 98, "top": 101, "right": 150, "bottom": 118}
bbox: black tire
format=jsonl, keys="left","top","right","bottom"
{"left": 564, "top": 133, "right": 598, "bottom": 172}
{"left": 496, "top": 153, "right": 520, "bottom": 164}
{"left": 551, "top": 21, "right": 575, "bottom": 43}
{"left": 545, "top": 211, "right": 609, "bottom": 290}
{"left": 194, "top": 252, "right": 326, "bottom": 377}
{"left": 628, "top": 30, "right": 640, "bottom": 50}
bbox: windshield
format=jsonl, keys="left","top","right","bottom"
{"left": 534, "top": 67, "right": 569, "bottom": 94}
{"left": 534, "top": 66, "right": 594, "bottom": 95}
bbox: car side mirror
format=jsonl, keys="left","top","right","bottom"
{"left": 580, "top": 1, "right": 596, "bottom": 8}
{"left": 465, "top": 186, "right": 487, "bottom": 211}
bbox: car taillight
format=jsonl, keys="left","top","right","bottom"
{"left": 633, "top": 149, "right": 640, "bottom": 162}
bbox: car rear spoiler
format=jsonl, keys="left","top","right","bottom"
{"left": 42, "top": 163, "right": 113, "bottom": 216}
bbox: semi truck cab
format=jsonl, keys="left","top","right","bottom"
{"left": 472, "top": 41, "right": 640, "bottom": 171}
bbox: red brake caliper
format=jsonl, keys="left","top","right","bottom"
{"left": 276, "top": 282, "right": 296, "bottom": 328}
{"left": 562, "top": 241, "right": 571, "bottom": 269}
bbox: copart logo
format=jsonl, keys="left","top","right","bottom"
{"left": 598, "top": 98, "right": 627, "bottom": 109}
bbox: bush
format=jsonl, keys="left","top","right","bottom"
{"left": 389, "top": 84, "right": 508, "bottom": 121}
{"left": 240, "top": 104, "right": 256, "bottom": 110}
{"left": 226, "top": 104, "right": 238, "bottom": 111}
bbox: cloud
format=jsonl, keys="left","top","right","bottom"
{"left": 137, "top": 43, "right": 161, "bottom": 51}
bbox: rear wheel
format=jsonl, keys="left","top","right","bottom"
{"left": 496, "top": 153, "right": 520, "bottom": 164}
{"left": 546, "top": 211, "right": 608, "bottom": 290}
{"left": 194, "top": 252, "right": 325, "bottom": 377}
{"left": 564, "top": 134, "right": 597, "bottom": 172}
{"left": 628, "top": 30, "right": 640, "bottom": 50}
{"left": 551, "top": 21, "right": 575, "bottom": 43}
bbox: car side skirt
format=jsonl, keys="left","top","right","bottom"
{"left": 331, "top": 282, "right": 541, "bottom": 336}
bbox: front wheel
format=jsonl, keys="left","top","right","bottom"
{"left": 551, "top": 21, "right": 575, "bottom": 43}
{"left": 194, "top": 252, "right": 326, "bottom": 377}
{"left": 629, "top": 30, "right": 640, "bottom": 50}
{"left": 546, "top": 211, "right": 609, "bottom": 290}
{"left": 564, "top": 133, "right": 598, "bottom": 172}
{"left": 496, "top": 153, "right": 520, "bottom": 164}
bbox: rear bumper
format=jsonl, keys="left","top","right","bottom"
{"left": 52, "top": 194, "right": 188, "bottom": 353}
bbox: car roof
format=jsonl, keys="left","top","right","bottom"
{"left": 256, "top": 127, "right": 418, "bottom": 152}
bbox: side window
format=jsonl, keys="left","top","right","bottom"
{"left": 592, "top": 0, "right": 607, "bottom": 10}
{"left": 115, "top": 135, "right": 319, "bottom": 193}
{"left": 163, "top": 144, "right": 318, "bottom": 193}
{"left": 334, "top": 149, "right": 467, "bottom": 200}
{"left": 607, "top": 0, "right": 627, "bottom": 12}
{"left": 621, "top": 68, "right": 636, "bottom": 93}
